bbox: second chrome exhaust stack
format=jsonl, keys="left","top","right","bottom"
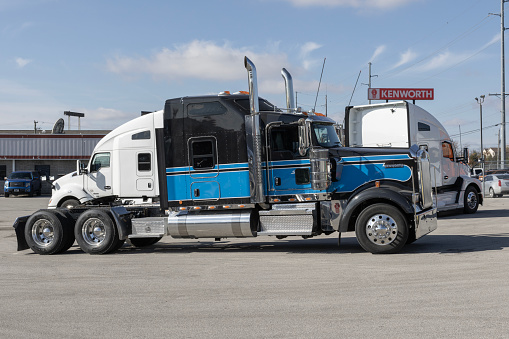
{"left": 281, "top": 68, "right": 295, "bottom": 112}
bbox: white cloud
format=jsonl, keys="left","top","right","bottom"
{"left": 391, "top": 49, "right": 417, "bottom": 69}
{"left": 106, "top": 40, "right": 288, "bottom": 82}
{"left": 416, "top": 51, "right": 470, "bottom": 72}
{"left": 15, "top": 57, "right": 32, "bottom": 68}
{"left": 299, "top": 42, "right": 323, "bottom": 70}
{"left": 369, "top": 45, "right": 386, "bottom": 63}
{"left": 279, "top": 0, "right": 418, "bottom": 9}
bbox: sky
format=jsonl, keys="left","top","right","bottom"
{"left": 0, "top": 0, "right": 507, "bottom": 151}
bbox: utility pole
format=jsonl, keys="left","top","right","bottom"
{"left": 459, "top": 125, "right": 463, "bottom": 151}
{"left": 476, "top": 95, "right": 485, "bottom": 194}
{"left": 502, "top": 0, "right": 507, "bottom": 169}
{"left": 366, "top": 62, "right": 378, "bottom": 104}
{"left": 490, "top": 1, "right": 508, "bottom": 169}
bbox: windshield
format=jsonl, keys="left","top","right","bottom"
{"left": 312, "top": 123, "right": 341, "bottom": 148}
{"left": 8, "top": 172, "right": 32, "bottom": 180}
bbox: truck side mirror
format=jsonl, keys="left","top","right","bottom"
{"left": 463, "top": 147, "right": 469, "bottom": 160}
{"left": 298, "top": 124, "right": 309, "bottom": 156}
{"left": 77, "top": 160, "right": 88, "bottom": 175}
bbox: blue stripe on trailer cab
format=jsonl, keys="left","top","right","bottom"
{"left": 165, "top": 163, "right": 250, "bottom": 202}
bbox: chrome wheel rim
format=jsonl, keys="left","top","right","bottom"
{"left": 467, "top": 191, "right": 477, "bottom": 208}
{"left": 81, "top": 218, "right": 106, "bottom": 247}
{"left": 365, "top": 213, "right": 398, "bottom": 246}
{"left": 31, "top": 219, "right": 54, "bottom": 247}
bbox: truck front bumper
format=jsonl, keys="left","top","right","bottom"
{"left": 5, "top": 187, "right": 31, "bottom": 195}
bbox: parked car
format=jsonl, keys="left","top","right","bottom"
{"left": 483, "top": 174, "right": 509, "bottom": 198}
{"left": 3, "top": 171, "right": 42, "bottom": 197}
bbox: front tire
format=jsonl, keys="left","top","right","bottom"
{"left": 463, "top": 186, "right": 479, "bottom": 214}
{"left": 74, "top": 209, "right": 124, "bottom": 254}
{"left": 355, "top": 204, "right": 408, "bottom": 254}
{"left": 25, "top": 210, "right": 72, "bottom": 255}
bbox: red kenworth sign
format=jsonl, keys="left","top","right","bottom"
{"left": 368, "top": 88, "right": 434, "bottom": 101}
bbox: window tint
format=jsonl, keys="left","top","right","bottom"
{"left": 418, "top": 122, "right": 431, "bottom": 131}
{"left": 271, "top": 127, "right": 299, "bottom": 154}
{"left": 91, "top": 153, "right": 110, "bottom": 172}
{"left": 9, "top": 172, "right": 32, "bottom": 179}
{"left": 295, "top": 168, "right": 310, "bottom": 185}
{"left": 498, "top": 174, "right": 509, "bottom": 179}
{"left": 188, "top": 102, "right": 227, "bottom": 116}
{"left": 138, "top": 153, "right": 151, "bottom": 171}
{"left": 233, "top": 98, "right": 281, "bottom": 113}
{"left": 132, "top": 130, "right": 150, "bottom": 140}
{"left": 190, "top": 139, "right": 215, "bottom": 169}
{"left": 485, "top": 176, "right": 493, "bottom": 182}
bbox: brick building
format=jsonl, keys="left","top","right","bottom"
{"left": 1, "top": 130, "right": 109, "bottom": 194}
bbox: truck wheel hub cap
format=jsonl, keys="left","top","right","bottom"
{"left": 32, "top": 219, "right": 54, "bottom": 246}
{"left": 365, "top": 214, "right": 397, "bottom": 245}
{"left": 467, "top": 192, "right": 477, "bottom": 208}
{"left": 82, "top": 218, "right": 106, "bottom": 246}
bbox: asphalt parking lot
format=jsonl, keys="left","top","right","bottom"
{"left": 1, "top": 195, "right": 508, "bottom": 338}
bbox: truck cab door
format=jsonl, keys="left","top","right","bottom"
{"left": 86, "top": 152, "right": 113, "bottom": 198}
{"left": 268, "top": 125, "right": 311, "bottom": 195}
{"left": 441, "top": 141, "right": 457, "bottom": 186}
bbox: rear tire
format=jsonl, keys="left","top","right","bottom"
{"left": 489, "top": 188, "right": 496, "bottom": 198}
{"left": 74, "top": 209, "right": 123, "bottom": 254}
{"left": 463, "top": 186, "right": 479, "bottom": 214}
{"left": 25, "top": 210, "right": 73, "bottom": 255}
{"left": 355, "top": 204, "right": 408, "bottom": 254}
{"left": 128, "top": 237, "right": 162, "bottom": 248}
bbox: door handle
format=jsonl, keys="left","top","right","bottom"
{"left": 443, "top": 176, "right": 448, "bottom": 180}
{"left": 104, "top": 186, "right": 111, "bottom": 189}
{"left": 275, "top": 177, "right": 281, "bottom": 186}
{"left": 194, "top": 188, "right": 200, "bottom": 197}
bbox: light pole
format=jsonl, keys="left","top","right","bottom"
{"left": 476, "top": 95, "right": 485, "bottom": 195}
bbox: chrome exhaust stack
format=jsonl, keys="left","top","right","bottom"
{"left": 281, "top": 68, "right": 295, "bottom": 112}
{"left": 244, "top": 56, "right": 265, "bottom": 204}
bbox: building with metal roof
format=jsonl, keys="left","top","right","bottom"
{"left": 1, "top": 130, "right": 109, "bottom": 194}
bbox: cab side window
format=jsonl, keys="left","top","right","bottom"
{"left": 270, "top": 126, "right": 300, "bottom": 160}
{"left": 442, "top": 142, "right": 454, "bottom": 161}
{"left": 90, "top": 153, "right": 110, "bottom": 172}
{"left": 190, "top": 138, "right": 216, "bottom": 170}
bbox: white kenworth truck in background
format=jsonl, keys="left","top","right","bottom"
{"left": 344, "top": 101, "right": 483, "bottom": 214}
{"left": 13, "top": 57, "right": 437, "bottom": 255}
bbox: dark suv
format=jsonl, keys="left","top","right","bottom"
{"left": 4, "top": 171, "right": 42, "bottom": 197}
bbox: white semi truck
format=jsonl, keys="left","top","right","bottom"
{"left": 344, "top": 101, "right": 483, "bottom": 214}
{"left": 13, "top": 58, "right": 437, "bottom": 255}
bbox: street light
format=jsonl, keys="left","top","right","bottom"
{"left": 475, "top": 95, "right": 485, "bottom": 195}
